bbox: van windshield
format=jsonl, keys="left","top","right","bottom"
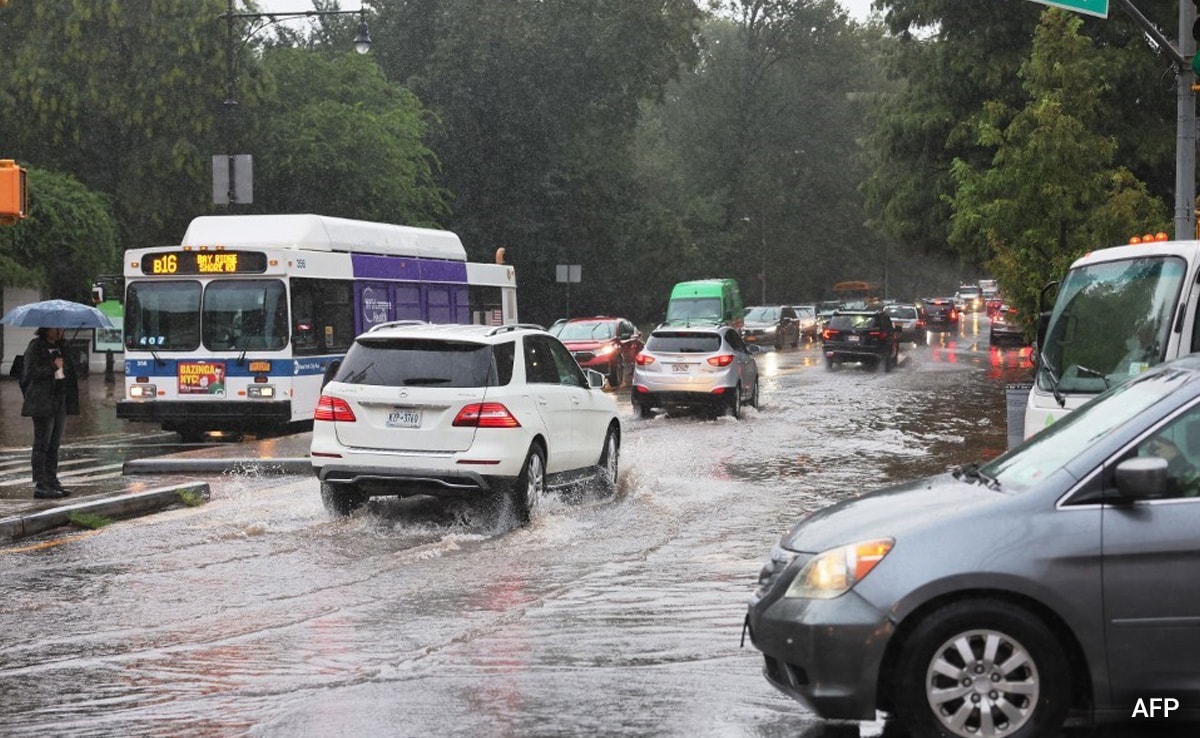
{"left": 666, "top": 297, "right": 722, "bottom": 323}
{"left": 1038, "top": 256, "right": 1184, "bottom": 395}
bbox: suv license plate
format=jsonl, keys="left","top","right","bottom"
{"left": 672, "top": 363, "right": 690, "bottom": 373}
{"left": 386, "top": 409, "right": 422, "bottom": 428}
{"left": 848, "top": 335, "right": 860, "bottom": 343}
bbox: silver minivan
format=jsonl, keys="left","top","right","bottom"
{"left": 747, "top": 354, "right": 1200, "bottom": 736}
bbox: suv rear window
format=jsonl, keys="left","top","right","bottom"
{"left": 335, "top": 338, "right": 515, "bottom": 387}
{"left": 886, "top": 306, "right": 917, "bottom": 319}
{"left": 647, "top": 331, "right": 722, "bottom": 353}
{"left": 829, "top": 314, "right": 878, "bottom": 330}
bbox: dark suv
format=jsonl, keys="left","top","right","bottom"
{"left": 921, "top": 297, "right": 959, "bottom": 330}
{"left": 821, "top": 309, "right": 900, "bottom": 371}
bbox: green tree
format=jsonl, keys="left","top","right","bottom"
{"left": 864, "top": 0, "right": 1177, "bottom": 273}
{"left": 0, "top": 0, "right": 232, "bottom": 249}
{"left": 0, "top": 168, "right": 120, "bottom": 301}
{"left": 248, "top": 48, "right": 449, "bottom": 224}
{"left": 947, "top": 9, "right": 1167, "bottom": 337}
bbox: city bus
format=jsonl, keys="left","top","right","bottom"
{"left": 117, "top": 214, "right": 518, "bottom": 439}
{"left": 1025, "top": 234, "right": 1200, "bottom": 439}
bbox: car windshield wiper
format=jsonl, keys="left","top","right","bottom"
{"left": 1075, "top": 364, "right": 1110, "bottom": 389}
{"left": 344, "top": 362, "right": 375, "bottom": 384}
{"left": 953, "top": 462, "right": 1001, "bottom": 491}
{"left": 1038, "top": 350, "right": 1066, "bottom": 408}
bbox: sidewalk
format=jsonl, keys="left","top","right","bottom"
{"left": 0, "top": 432, "right": 313, "bottom": 543}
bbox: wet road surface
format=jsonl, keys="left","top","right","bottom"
{"left": 0, "top": 319, "right": 1188, "bottom": 737}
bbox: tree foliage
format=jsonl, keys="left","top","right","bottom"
{"left": 0, "top": 168, "right": 120, "bottom": 302}
{"left": 947, "top": 9, "right": 1167, "bottom": 336}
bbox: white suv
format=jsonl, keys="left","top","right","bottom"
{"left": 310, "top": 322, "right": 621, "bottom": 520}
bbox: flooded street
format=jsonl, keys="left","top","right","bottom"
{"left": 7, "top": 319, "right": 1168, "bottom": 737}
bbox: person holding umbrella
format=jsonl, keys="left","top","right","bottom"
{"left": 2, "top": 298, "right": 113, "bottom": 499}
{"left": 21, "top": 326, "right": 80, "bottom": 498}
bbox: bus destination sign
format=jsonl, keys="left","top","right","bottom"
{"left": 142, "top": 250, "right": 268, "bottom": 275}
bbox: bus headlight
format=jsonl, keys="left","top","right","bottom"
{"left": 128, "top": 384, "right": 157, "bottom": 399}
{"left": 247, "top": 385, "right": 276, "bottom": 399}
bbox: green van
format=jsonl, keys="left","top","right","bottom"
{"left": 664, "top": 279, "right": 745, "bottom": 328}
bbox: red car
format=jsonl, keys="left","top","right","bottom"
{"left": 549, "top": 316, "right": 644, "bottom": 387}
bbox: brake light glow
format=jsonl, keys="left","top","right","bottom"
{"left": 314, "top": 395, "right": 356, "bottom": 422}
{"left": 635, "top": 353, "right": 655, "bottom": 365}
{"left": 453, "top": 402, "right": 521, "bottom": 428}
{"left": 707, "top": 354, "right": 734, "bottom": 367}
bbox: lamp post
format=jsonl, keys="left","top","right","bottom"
{"left": 216, "top": 0, "right": 371, "bottom": 206}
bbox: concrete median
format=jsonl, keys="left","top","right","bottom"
{"left": 0, "top": 482, "right": 211, "bottom": 542}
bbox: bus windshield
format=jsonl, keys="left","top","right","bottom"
{"left": 125, "top": 281, "right": 201, "bottom": 350}
{"left": 1038, "top": 256, "right": 1185, "bottom": 396}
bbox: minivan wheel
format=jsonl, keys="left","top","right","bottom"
{"left": 320, "top": 481, "right": 368, "bottom": 516}
{"left": 894, "top": 599, "right": 1070, "bottom": 738}
{"left": 512, "top": 444, "right": 546, "bottom": 523}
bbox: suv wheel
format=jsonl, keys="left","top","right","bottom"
{"left": 728, "top": 384, "right": 742, "bottom": 419}
{"left": 512, "top": 444, "right": 546, "bottom": 523}
{"left": 748, "top": 377, "right": 760, "bottom": 409}
{"left": 321, "top": 481, "right": 367, "bottom": 516}
{"left": 634, "top": 398, "right": 654, "bottom": 419}
{"left": 598, "top": 426, "right": 620, "bottom": 495}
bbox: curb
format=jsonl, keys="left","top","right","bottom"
{"left": 122, "top": 458, "right": 313, "bottom": 475}
{"left": 0, "top": 482, "right": 211, "bottom": 542}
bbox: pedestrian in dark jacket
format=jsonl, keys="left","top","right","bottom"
{"left": 21, "top": 327, "right": 80, "bottom": 499}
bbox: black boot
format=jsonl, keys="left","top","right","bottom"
{"left": 34, "top": 483, "right": 67, "bottom": 499}
{"left": 49, "top": 478, "right": 71, "bottom": 496}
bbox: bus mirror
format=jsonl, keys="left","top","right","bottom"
{"left": 1036, "top": 311, "right": 1050, "bottom": 353}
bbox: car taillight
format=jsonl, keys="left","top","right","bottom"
{"left": 949, "top": 309, "right": 958, "bottom": 319}
{"left": 635, "top": 353, "right": 655, "bottom": 365}
{"left": 822, "top": 329, "right": 837, "bottom": 340}
{"left": 707, "top": 354, "right": 735, "bottom": 367}
{"left": 314, "top": 395, "right": 356, "bottom": 422}
{"left": 868, "top": 330, "right": 886, "bottom": 339}
{"left": 453, "top": 402, "right": 521, "bottom": 428}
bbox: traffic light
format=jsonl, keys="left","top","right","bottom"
{"left": 0, "top": 159, "right": 28, "bottom": 225}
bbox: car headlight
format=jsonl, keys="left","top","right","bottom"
{"left": 784, "top": 538, "right": 894, "bottom": 599}
{"left": 594, "top": 343, "right": 617, "bottom": 357}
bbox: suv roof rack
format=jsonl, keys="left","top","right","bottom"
{"left": 486, "top": 323, "right": 545, "bottom": 336}
{"left": 366, "top": 319, "right": 430, "bottom": 333}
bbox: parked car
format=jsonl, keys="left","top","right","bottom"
{"left": 921, "top": 297, "right": 959, "bottom": 330}
{"left": 792, "top": 305, "right": 819, "bottom": 340}
{"left": 745, "top": 353, "right": 1200, "bottom": 736}
{"left": 989, "top": 303, "right": 1027, "bottom": 345}
{"left": 883, "top": 303, "right": 926, "bottom": 345}
{"left": 741, "top": 305, "right": 800, "bottom": 349}
{"left": 549, "top": 316, "right": 643, "bottom": 387}
{"left": 310, "top": 322, "right": 621, "bottom": 521}
{"left": 821, "top": 309, "right": 900, "bottom": 371}
{"left": 631, "top": 324, "right": 759, "bottom": 419}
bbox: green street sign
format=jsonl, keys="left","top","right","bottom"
{"left": 1030, "top": 0, "right": 1108, "bottom": 18}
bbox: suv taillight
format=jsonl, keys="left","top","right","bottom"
{"left": 454, "top": 402, "right": 521, "bottom": 428}
{"left": 635, "top": 353, "right": 655, "bottom": 365}
{"left": 314, "top": 395, "right": 356, "bottom": 422}
{"left": 707, "top": 354, "right": 735, "bottom": 367}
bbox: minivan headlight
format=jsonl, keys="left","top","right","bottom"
{"left": 784, "top": 538, "right": 894, "bottom": 599}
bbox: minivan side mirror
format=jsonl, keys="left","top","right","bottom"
{"left": 1114, "top": 456, "right": 1168, "bottom": 501}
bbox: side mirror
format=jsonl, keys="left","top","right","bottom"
{"left": 586, "top": 369, "right": 606, "bottom": 389}
{"left": 1114, "top": 456, "right": 1168, "bottom": 501}
{"left": 746, "top": 344, "right": 763, "bottom": 354}
{"left": 321, "top": 359, "right": 342, "bottom": 388}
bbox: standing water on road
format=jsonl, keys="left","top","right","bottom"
{"left": 3, "top": 327, "right": 1095, "bottom": 738}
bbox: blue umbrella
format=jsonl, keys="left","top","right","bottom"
{"left": 0, "top": 299, "right": 114, "bottom": 329}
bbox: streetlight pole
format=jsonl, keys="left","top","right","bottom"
{"left": 216, "top": 0, "right": 372, "bottom": 206}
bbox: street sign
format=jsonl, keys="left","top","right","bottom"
{"left": 555, "top": 264, "right": 581, "bottom": 283}
{"left": 1030, "top": 0, "right": 1107, "bottom": 18}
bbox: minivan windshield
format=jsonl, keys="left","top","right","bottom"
{"left": 983, "top": 365, "right": 1187, "bottom": 493}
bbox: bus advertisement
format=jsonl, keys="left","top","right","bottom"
{"left": 116, "top": 214, "right": 518, "bottom": 440}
